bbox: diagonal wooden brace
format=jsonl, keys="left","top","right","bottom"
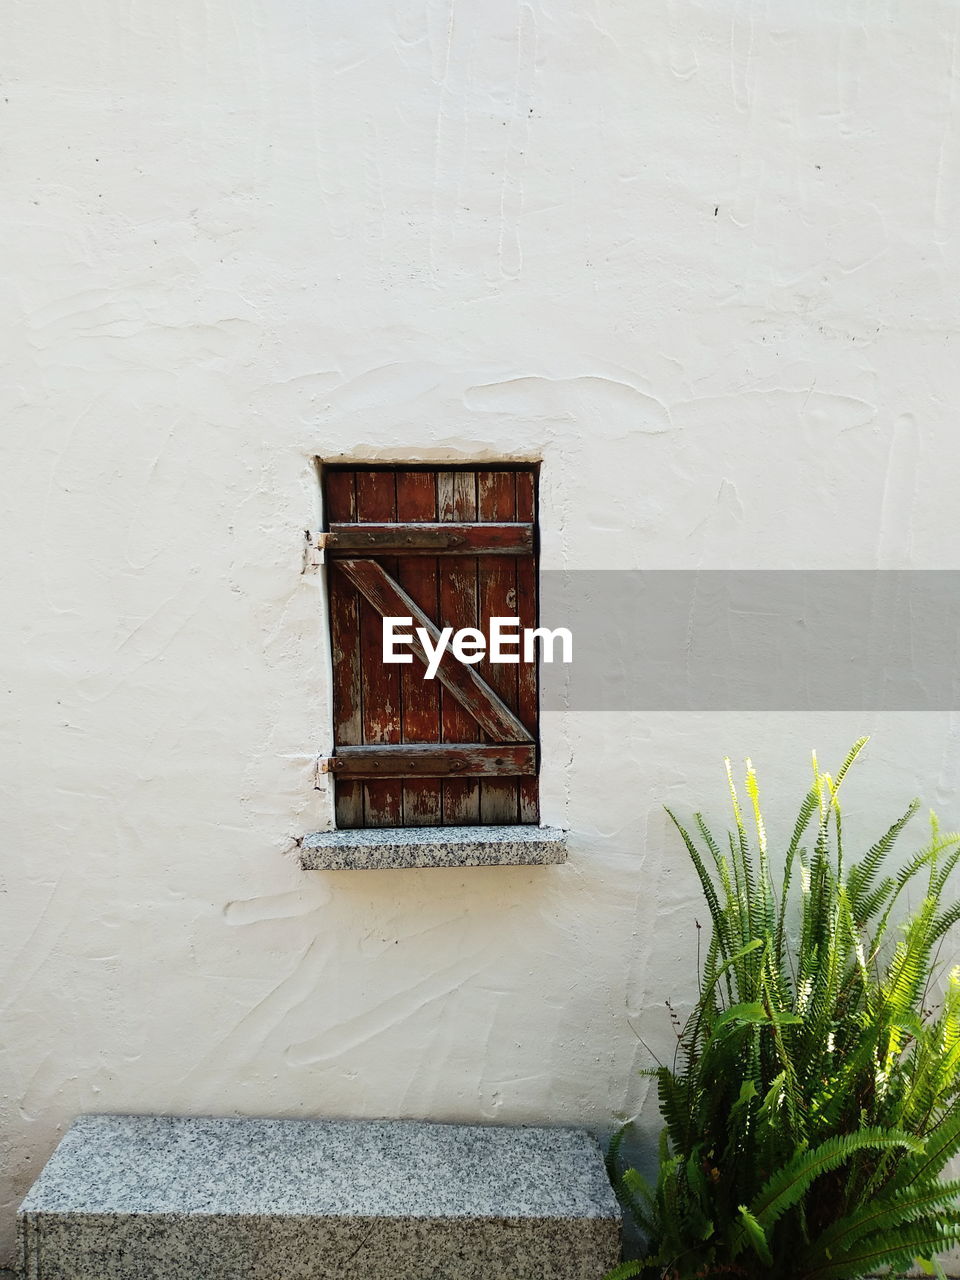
{"left": 334, "top": 558, "right": 533, "bottom": 744}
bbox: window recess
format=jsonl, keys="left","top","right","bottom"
{"left": 323, "top": 464, "right": 539, "bottom": 829}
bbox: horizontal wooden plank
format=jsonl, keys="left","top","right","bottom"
{"left": 334, "top": 558, "right": 533, "bottom": 744}
{"left": 323, "top": 744, "right": 536, "bottom": 778}
{"left": 325, "top": 522, "right": 533, "bottom": 556}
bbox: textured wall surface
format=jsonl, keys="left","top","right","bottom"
{"left": 3, "top": 0, "right": 960, "bottom": 1266}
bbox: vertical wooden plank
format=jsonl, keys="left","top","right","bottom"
{"left": 477, "top": 470, "right": 520, "bottom": 825}
{"left": 516, "top": 469, "right": 539, "bottom": 823}
{"left": 396, "top": 470, "right": 442, "bottom": 825}
{"left": 355, "top": 470, "right": 402, "bottom": 827}
{"left": 438, "top": 471, "right": 481, "bottom": 825}
{"left": 325, "top": 470, "right": 363, "bottom": 828}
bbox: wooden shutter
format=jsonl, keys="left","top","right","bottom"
{"left": 324, "top": 465, "right": 539, "bottom": 829}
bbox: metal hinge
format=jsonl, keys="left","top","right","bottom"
{"left": 302, "top": 531, "right": 331, "bottom": 573}
{"left": 315, "top": 757, "right": 345, "bottom": 787}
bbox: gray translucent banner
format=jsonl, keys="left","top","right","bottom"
{"left": 535, "top": 571, "right": 960, "bottom": 711}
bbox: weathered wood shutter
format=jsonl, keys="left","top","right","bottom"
{"left": 324, "top": 465, "right": 539, "bottom": 828}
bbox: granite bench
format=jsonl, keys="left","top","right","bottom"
{"left": 17, "top": 1114, "right": 621, "bottom": 1280}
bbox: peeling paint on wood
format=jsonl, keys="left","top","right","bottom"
{"left": 325, "top": 467, "right": 539, "bottom": 828}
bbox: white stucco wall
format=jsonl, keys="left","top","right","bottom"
{"left": 4, "top": 0, "right": 960, "bottom": 1265}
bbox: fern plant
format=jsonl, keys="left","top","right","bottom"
{"left": 607, "top": 741, "right": 960, "bottom": 1280}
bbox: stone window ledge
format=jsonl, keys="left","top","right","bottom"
{"left": 299, "top": 825, "right": 568, "bottom": 871}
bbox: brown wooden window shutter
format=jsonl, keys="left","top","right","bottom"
{"left": 323, "top": 465, "right": 539, "bottom": 829}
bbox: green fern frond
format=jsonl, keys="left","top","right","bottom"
{"left": 831, "top": 738, "right": 869, "bottom": 790}
{"left": 848, "top": 799, "right": 921, "bottom": 919}
{"left": 606, "top": 1123, "right": 629, "bottom": 1181}
{"left": 621, "top": 746, "right": 960, "bottom": 1280}
{"left": 666, "top": 810, "right": 731, "bottom": 962}
{"left": 746, "top": 1129, "right": 921, "bottom": 1234}
{"left": 738, "top": 1203, "right": 773, "bottom": 1265}
{"left": 601, "top": 1260, "right": 647, "bottom": 1280}
{"left": 798, "top": 1213, "right": 960, "bottom": 1280}
{"left": 890, "top": 1105, "right": 960, "bottom": 1190}
{"left": 800, "top": 1178, "right": 960, "bottom": 1264}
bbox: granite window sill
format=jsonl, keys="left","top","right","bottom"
{"left": 299, "top": 825, "right": 568, "bottom": 870}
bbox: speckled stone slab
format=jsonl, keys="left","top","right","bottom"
{"left": 17, "top": 1115, "right": 620, "bottom": 1280}
{"left": 299, "top": 824, "right": 568, "bottom": 870}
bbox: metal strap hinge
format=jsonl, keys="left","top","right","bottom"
{"left": 302, "top": 531, "right": 331, "bottom": 572}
